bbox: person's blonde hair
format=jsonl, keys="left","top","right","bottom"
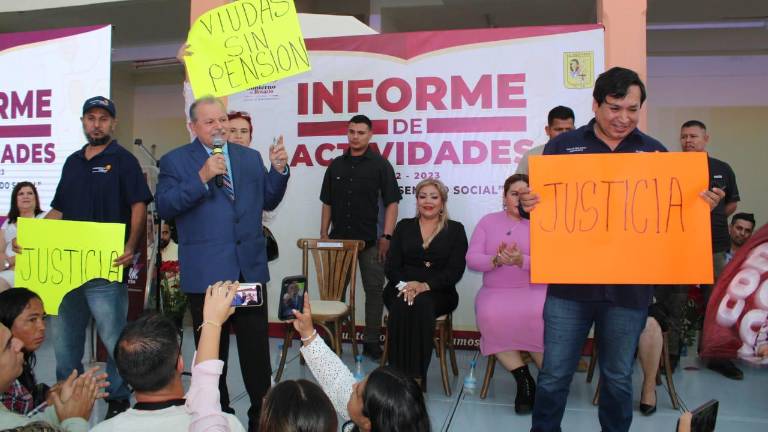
{"left": 415, "top": 178, "right": 449, "bottom": 248}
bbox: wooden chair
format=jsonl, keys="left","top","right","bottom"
{"left": 380, "top": 313, "right": 459, "bottom": 395}
{"left": 273, "top": 238, "right": 365, "bottom": 383}
{"left": 590, "top": 332, "right": 680, "bottom": 409}
{"left": 480, "top": 354, "right": 497, "bottom": 399}
{"left": 479, "top": 352, "right": 535, "bottom": 399}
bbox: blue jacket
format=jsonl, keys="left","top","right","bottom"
{"left": 156, "top": 139, "right": 289, "bottom": 293}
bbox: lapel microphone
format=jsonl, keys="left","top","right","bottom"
{"left": 212, "top": 133, "right": 225, "bottom": 187}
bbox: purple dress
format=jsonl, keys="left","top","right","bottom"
{"left": 467, "top": 211, "right": 545, "bottom": 354}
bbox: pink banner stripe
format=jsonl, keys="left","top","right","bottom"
{"left": 0, "top": 124, "right": 52, "bottom": 138}
{"left": 306, "top": 24, "right": 602, "bottom": 60}
{"left": 0, "top": 25, "right": 108, "bottom": 53}
{"left": 426, "top": 116, "right": 526, "bottom": 133}
{"left": 298, "top": 120, "right": 388, "bottom": 137}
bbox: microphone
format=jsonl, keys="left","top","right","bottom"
{"left": 212, "top": 134, "right": 225, "bottom": 187}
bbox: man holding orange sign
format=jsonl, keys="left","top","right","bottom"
{"left": 521, "top": 67, "right": 724, "bottom": 432}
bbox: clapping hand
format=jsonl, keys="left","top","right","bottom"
{"left": 496, "top": 242, "right": 523, "bottom": 268}
{"left": 51, "top": 367, "right": 108, "bottom": 422}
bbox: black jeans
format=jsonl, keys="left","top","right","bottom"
{"left": 188, "top": 285, "right": 271, "bottom": 432}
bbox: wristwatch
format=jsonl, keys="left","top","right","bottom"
{"left": 381, "top": 234, "right": 392, "bottom": 240}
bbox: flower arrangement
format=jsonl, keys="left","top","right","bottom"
{"left": 159, "top": 260, "right": 187, "bottom": 327}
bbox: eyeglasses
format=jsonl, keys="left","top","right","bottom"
{"left": 228, "top": 110, "right": 251, "bottom": 118}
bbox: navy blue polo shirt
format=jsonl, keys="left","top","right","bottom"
{"left": 51, "top": 140, "right": 153, "bottom": 242}
{"left": 541, "top": 119, "right": 668, "bottom": 309}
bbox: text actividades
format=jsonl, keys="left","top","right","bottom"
{"left": 17, "top": 247, "right": 121, "bottom": 285}
{"left": 290, "top": 139, "right": 533, "bottom": 167}
{"left": 537, "top": 177, "right": 688, "bottom": 234}
{"left": 1, "top": 142, "right": 55, "bottom": 163}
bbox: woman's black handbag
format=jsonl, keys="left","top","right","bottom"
{"left": 263, "top": 225, "right": 279, "bottom": 261}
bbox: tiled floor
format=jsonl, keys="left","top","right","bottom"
{"left": 32, "top": 327, "right": 768, "bottom": 431}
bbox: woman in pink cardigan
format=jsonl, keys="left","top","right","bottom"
{"left": 466, "top": 173, "right": 545, "bottom": 415}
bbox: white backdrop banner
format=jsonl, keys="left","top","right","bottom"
{"left": 230, "top": 24, "right": 604, "bottom": 330}
{"left": 0, "top": 25, "right": 111, "bottom": 215}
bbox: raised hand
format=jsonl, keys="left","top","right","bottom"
{"left": 204, "top": 281, "right": 236, "bottom": 325}
{"left": 269, "top": 135, "right": 289, "bottom": 172}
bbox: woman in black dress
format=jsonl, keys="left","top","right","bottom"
{"left": 383, "top": 178, "right": 468, "bottom": 383}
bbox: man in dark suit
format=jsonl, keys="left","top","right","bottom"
{"left": 156, "top": 96, "right": 289, "bottom": 431}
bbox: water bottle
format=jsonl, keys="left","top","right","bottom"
{"left": 354, "top": 354, "right": 365, "bottom": 381}
{"left": 464, "top": 360, "right": 478, "bottom": 394}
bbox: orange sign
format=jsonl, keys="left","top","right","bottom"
{"left": 529, "top": 152, "right": 712, "bottom": 284}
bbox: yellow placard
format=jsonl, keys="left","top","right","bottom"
{"left": 186, "top": 0, "right": 311, "bottom": 98}
{"left": 15, "top": 219, "right": 125, "bottom": 315}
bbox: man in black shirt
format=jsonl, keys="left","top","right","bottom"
{"left": 521, "top": 68, "right": 724, "bottom": 432}
{"left": 46, "top": 97, "right": 153, "bottom": 419}
{"left": 320, "top": 115, "right": 402, "bottom": 360}
{"left": 725, "top": 212, "right": 756, "bottom": 264}
{"left": 680, "top": 120, "right": 743, "bottom": 380}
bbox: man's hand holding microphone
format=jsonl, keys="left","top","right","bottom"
{"left": 199, "top": 132, "right": 228, "bottom": 185}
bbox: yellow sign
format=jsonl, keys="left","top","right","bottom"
{"left": 15, "top": 219, "right": 125, "bottom": 315}
{"left": 564, "top": 51, "right": 594, "bottom": 89}
{"left": 186, "top": 0, "right": 311, "bottom": 98}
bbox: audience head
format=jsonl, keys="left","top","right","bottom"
{"left": 503, "top": 174, "right": 529, "bottom": 218}
{"left": 0, "top": 288, "right": 46, "bottom": 354}
{"left": 0, "top": 322, "right": 24, "bottom": 392}
{"left": 730, "top": 213, "right": 756, "bottom": 248}
{"left": 545, "top": 106, "right": 575, "bottom": 140}
{"left": 679, "top": 120, "right": 709, "bottom": 152}
{"left": 5, "top": 421, "right": 66, "bottom": 431}
{"left": 347, "top": 367, "right": 430, "bottom": 432}
{"left": 189, "top": 96, "right": 228, "bottom": 147}
{"left": 258, "top": 379, "right": 337, "bottom": 432}
{"left": 592, "top": 67, "right": 645, "bottom": 143}
{"left": 160, "top": 220, "right": 172, "bottom": 249}
{"left": 415, "top": 178, "right": 449, "bottom": 247}
{"left": 114, "top": 312, "right": 181, "bottom": 393}
{"left": 347, "top": 114, "right": 373, "bottom": 155}
{"left": 81, "top": 96, "right": 117, "bottom": 146}
{"left": 7, "top": 181, "right": 43, "bottom": 223}
{"left": 227, "top": 111, "right": 253, "bottom": 146}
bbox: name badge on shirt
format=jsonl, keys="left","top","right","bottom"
{"left": 92, "top": 165, "right": 112, "bottom": 174}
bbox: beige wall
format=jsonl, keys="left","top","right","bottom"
{"left": 647, "top": 55, "right": 768, "bottom": 230}
{"left": 111, "top": 62, "right": 189, "bottom": 166}
{"left": 648, "top": 107, "right": 768, "bottom": 228}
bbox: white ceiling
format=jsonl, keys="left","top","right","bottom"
{"left": 1, "top": 0, "right": 766, "bottom": 59}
